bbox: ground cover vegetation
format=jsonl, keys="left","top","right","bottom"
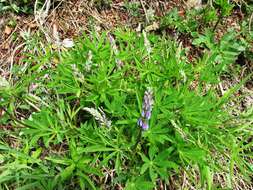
{"left": 0, "top": 0, "right": 253, "bottom": 189}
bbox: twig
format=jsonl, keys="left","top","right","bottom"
{"left": 34, "top": 0, "right": 52, "bottom": 42}
{"left": 45, "top": 0, "right": 65, "bottom": 19}
{"left": 8, "top": 43, "right": 25, "bottom": 82}
{"left": 249, "top": 12, "right": 253, "bottom": 33}
{"left": 182, "top": 171, "right": 187, "bottom": 189}
{"left": 218, "top": 82, "right": 225, "bottom": 96}
{"left": 213, "top": 15, "right": 222, "bottom": 32}
{"left": 140, "top": 0, "right": 149, "bottom": 23}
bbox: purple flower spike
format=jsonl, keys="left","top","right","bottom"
{"left": 137, "top": 88, "right": 154, "bottom": 131}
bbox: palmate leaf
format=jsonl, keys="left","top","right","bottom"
{"left": 154, "top": 149, "right": 178, "bottom": 170}
{"left": 140, "top": 146, "right": 178, "bottom": 182}
{"left": 22, "top": 108, "right": 67, "bottom": 147}
{"left": 49, "top": 63, "right": 81, "bottom": 95}
{"left": 143, "top": 125, "right": 171, "bottom": 144}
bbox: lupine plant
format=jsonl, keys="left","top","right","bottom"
{"left": 0, "top": 27, "right": 252, "bottom": 190}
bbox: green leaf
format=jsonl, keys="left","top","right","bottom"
{"left": 149, "top": 167, "right": 158, "bottom": 182}
{"left": 78, "top": 145, "right": 115, "bottom": 153}
{"left": 157, "top": 160, "right": 178, "bottom": 170}
{"left": 79, "top": 164, "right": 103, "bottom": 176}
{"left": 140, "top": 153, "right": 150, "bottom": 163}
{"left": 155, "top": 147, "right": 174, "bottom": 161}
{"left": 16, "top": 182, "right": 40, "bottom": 190}
{"left": 101, "top": 151, "right": 117, "bottom": 165}
{"left": 125, "top": 177, "right": 154, "bottom": 190}
{"left": 77, "top": 172, "right": 96, "bottom": 190}
{"left": 204, "top": 166, "right": 213, "bottom": 190}
{"left": 115, "top": 119, "right": 137, "bottom": 125}
{"left": 31, "top": 148, "right": 42, "bottom": 159}
{"left": 180, "top": 148, "right": 206, "bottom": 163}
{"left": 148, "top": 146, "right": 157, "bottom": 160}
{"left": 140, "top": 163, "right": 149, "bottom": 174}
{"left": 115, "top": 152, "right": 121, "bottom": 174}
{"left": 60, "top": 164, "right": 76, "bottom": 181}
{"left": 46, "top": 157, "right": 71, "bottom": 165}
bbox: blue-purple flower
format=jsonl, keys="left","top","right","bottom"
{"left": 138, "top": 88, "right": 153, "bottom": 131}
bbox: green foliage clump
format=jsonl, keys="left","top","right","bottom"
{"left": 0, "top": 28, "right": 252, "bottom": 189}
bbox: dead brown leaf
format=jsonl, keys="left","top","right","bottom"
{"left": 4, "top": 26, "right": 12, "bottom": 35}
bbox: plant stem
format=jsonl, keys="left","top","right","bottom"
{"left": 213, "top": 15, "right": 222, "bottom": 32}
{"left": 133, "top": 128, "right": 142, "bottom": 152}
